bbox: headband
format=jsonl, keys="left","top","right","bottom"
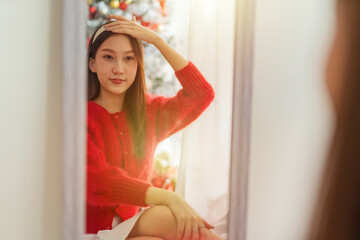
{"left": 92, "top": 25, "right": 107, "bottom": 44}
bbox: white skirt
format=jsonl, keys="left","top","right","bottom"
{"left": 85, "top": 209, "right": 146, "bottom": 240}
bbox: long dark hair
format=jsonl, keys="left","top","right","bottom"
{"left": 87, "top": 23, "right": 147, "bottom": 159}
{"left": 309, "top": 0, "right": 360, "bottom": 239}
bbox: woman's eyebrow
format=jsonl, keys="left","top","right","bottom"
{"left": 122, "top": 50, "right": 135, "bottom": 54}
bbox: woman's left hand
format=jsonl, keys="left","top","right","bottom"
{"left": 104, "top": 14, "right": 160, "bottom": 44}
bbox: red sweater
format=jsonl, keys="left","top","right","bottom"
{"left": 86, "top": 61, "right": 214, "bottom": 233}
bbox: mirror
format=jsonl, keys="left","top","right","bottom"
{"left": 85, "top": 0, "right": 232, "bottom": 239}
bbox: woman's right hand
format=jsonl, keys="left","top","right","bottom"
{"left": 145, "top": 187, "right": 214, "bottom": 240}
{"left": 105, "top": 14, "right": 160, "bottom": 45}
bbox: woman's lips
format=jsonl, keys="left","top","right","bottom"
{"left": 111, "top": 79, "right": 125, "bottom": 84}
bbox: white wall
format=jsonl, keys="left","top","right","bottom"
{"left": 0, "top": 0, "right": 63, "bottom": 239}
{"left": 248, "top": 0, "right": 335, "bottom": 239}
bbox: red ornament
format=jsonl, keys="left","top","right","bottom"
{"left": 152, "top": 176, "right": 166, "bottom": 188}
{"left": 89, "top": 6, "right": 96, "bottom": 14}
{"left": 158, "top": 0, "right": 166, "bottom": 7}
{"left": 89, "top": 5, "right": 97, "bottom": 19}
{"left": 119, "top": 2, "right": 128, "bottom": 10}
{"left": 135, "top": 15, "right": 142, "bottom": 21}
{"left": 150, "top": 23, "right": 159, "bottom": 31}
{"left": 165, "top": 183, "right": 174, "bottom": 192}
{"left": 141, "top": 21, "right": 150, "bottom": 27}
{"left": 158, "top": 0, "right": 167, "bottom": 16}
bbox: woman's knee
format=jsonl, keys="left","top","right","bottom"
{"left": 145, "top": 206, "right": 176, "bottom": 226}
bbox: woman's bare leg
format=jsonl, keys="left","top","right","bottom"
{"left": 126, "top": 206, "right": 224, "bottom": 240}
{"left": 127, "top": 206, "right": 177, "bottom": 240}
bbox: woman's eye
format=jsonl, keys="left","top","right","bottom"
{"left": 125, "top": 56, "right": 134, "bottom": 61}
{"left": 104, "top": 55, "right": 113, "bottom": 60}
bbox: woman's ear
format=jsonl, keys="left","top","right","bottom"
{"left": 89, "top": 58, "right": 97, "bottom": 73}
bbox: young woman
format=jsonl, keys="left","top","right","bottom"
{"left": 86, "top": 14, "right": 223, "bottom": 240}
{"left": 308, "top": 0, "right": 360, "bottom": 239}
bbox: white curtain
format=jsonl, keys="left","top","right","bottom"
{"left": 174, "top": 0, "right": 236, "bottom": 237}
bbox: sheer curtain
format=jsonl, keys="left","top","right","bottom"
{"left": 174, "top": 0, "right": 236, "bottom": 237}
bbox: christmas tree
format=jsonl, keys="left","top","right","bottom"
{"left": 87, "top": 0, "right": 179, "bottom": 95}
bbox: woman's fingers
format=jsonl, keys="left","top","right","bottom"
{"left": 183, "top": 220, "right": 193, "bottom": 240}
{"left": 183, "top": 220, "right": 192, "bottom": 240}
{"left": 103, "top": 20, "right": 152, "bottom": 42}
{"left": 176, "top": 219, "right": 185, "bottom": 240}
{"left": 199, "top": 226, "right": 208, "bottom": 240}
{"left": 202, "top": 219, "right": 215, "bottom": 229}
{"left": 104, "top": 24, "right": 135, "bottom": 36}
{"left": 191, "top": 221, "right": 200, "bottom": 240}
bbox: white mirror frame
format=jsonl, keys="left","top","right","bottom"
{"left": 61, "top": 0, "right": 255, "bottom": 239}
{"left": 62, "top": 0, "right": 87, "bottom": 239}
{"left": 228, "top": 0, "right": 255, "bottom": 239}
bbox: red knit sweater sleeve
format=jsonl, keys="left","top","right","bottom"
{"left": 152, "top": 61, "right": 215, "bottom": 142}
{"left": 87, "top": 119, "right": 151, "bottom": 207}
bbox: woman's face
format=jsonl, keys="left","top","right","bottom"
{"left": 89, "top": 34, "right": 138, "bottom": 99}
{"left": 325, "top": 4, "right": 347, "bottom": 113}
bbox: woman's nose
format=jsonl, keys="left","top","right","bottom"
{"left": 113, "top": 61, "right": 124, "bottom": 74}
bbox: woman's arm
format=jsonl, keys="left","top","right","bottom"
{"left": 87, "top": 119, "right": 152, "bottom": 207}
{"left": 151, "top": 36, "right": 188, "bottom": 71}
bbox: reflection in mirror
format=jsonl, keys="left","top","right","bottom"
{"left": 83, "top": 0, "right": 235, "bottom": 239}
